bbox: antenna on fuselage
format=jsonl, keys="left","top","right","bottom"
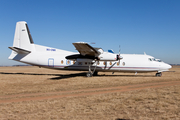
{"left": 90, "top": 42, "right": 95, "bottom": 44}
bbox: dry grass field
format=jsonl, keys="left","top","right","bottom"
{"left": 0, "top": 66, "right": 179, "bottom": 120}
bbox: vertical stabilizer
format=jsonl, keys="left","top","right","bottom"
{"left": 13, "top": 21, "right": 34, "bottom": 51}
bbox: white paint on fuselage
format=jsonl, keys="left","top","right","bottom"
{"left": 11, "top": 44, "right": 171, "bottom": 73}
{"left": 9, "top": 21, "right": 172, "bottom": 75}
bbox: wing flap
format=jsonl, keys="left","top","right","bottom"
{"left": 72, "top": 42, "right": 100, "bottom": 56}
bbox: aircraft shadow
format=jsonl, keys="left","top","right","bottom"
{"left": 0, "top": 72, "right": 155, "bottom": 80}
{"left": 0, "top": 72, "right": 87, "bottom": 80}
{"left": 99, "top": 74, "right": 156, "bottom": 77}
{"left": 0, "top": 72, "right": 61, "bottom": 76}
{"left": 49, "top": 72, "right": 87, "bottom": 80}
{"left": 49, "top": 73, "right": 156, "bottom": 80}
{"left": 115, "top": 118, "right": 131, "bottom": 120}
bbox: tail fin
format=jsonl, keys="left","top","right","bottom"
{"left": 9, "top": 21, "right": 34, "bottom": 60}
{"left": 11, "top": 21, "right": 34, "bottom": 51}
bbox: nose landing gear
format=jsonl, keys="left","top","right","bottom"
{"left": 156, "top": 72, "right": 162, "bottom": 77}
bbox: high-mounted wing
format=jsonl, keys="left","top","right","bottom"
{"left": 71, "top": 42, "right": 120, "bottom": 61}
{"left": 72, "top": 42, "right": 101, "bottom": 57}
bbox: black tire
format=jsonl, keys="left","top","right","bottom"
{"left": 156, "top": 72, "right": 162, "bottom": 77}
{"left": 86, "top": 72, "right": 92, "bottom": 77}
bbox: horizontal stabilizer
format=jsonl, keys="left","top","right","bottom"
{"left": 8, "top": 47, "right": 31, "bottom": 54}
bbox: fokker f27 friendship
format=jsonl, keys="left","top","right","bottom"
{"left": 9, "top": 21, "right": 172, "bottom": 77}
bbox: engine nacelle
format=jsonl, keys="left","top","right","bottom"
{"left": 98, "top": 52, "right": 119, "bottom": 61}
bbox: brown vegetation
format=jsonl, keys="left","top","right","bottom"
{"left": 0, "top": 66, "right": 179, "bottom": 120}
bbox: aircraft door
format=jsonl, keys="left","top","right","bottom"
{"left": 48, "top": 58, "right": 54, "bottom": 67}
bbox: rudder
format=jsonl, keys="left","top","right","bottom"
{"left": 13, "top": 21, "right": 34, "bottom": 51}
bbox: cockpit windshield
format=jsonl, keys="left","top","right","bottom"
{"left": 148, "top": 58, "right": 162, "bottom": 62}
{"left": 156, "top": 59, "right": 162, "bottom": 62}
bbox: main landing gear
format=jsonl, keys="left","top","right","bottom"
{"left": 86, "top": 72, "right": 93, "bottom": 77}
{"left": 86, "top": 61, "right": 98, "bottom": 77}
{"left": 156, "top": 72, "right": 162, "bottom": 77}
{"left": 86, "top": 71, "right": 98, "bottom": 77}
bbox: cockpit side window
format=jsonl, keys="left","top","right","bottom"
{"left": 149, "top": 58, "right": 162, "bottom": 62}
{"left": 156, "top": 59, "right": 162, "bottom": 62}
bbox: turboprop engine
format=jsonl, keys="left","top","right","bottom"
{"left": 97, "top": 52, "right": 122, "bottom": 61}
{"left": 66, "top": 46, "right": 123, "bottom": 61}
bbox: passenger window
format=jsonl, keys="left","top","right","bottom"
{"left": 117, "top": 62, "right": 119, "bottom": 66}
{"left": 67, "top": 60, "right": 70, "bottom": 64}
{"left": 149, "top": 58, "right": 152, "bottom": 61}
{"left": 110, "top": 62, "right": 112, "bottom": 65}
{"left": 61, "top": 60, "right": 63, "bottom": 64}
{"left": 78, "top": 62, "right": 82, "bottom": 65}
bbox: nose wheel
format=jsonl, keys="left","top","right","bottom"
{"left": 156, "top": 72, "right": 162, "bottom": 77}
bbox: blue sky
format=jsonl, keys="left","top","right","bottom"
{"left": 0, "top": 0, "right": 180, "bottom": 66}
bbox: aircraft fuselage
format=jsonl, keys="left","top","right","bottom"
{"left": 9, "top": 21, "right": 172, "bottom": 77}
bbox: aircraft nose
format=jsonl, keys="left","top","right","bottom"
{"left": 166, "top": 64, "right": 172, "bottom": 69}
{"left": 168, "top": 64, "right": 172, "bottom": 69}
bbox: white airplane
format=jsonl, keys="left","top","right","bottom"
{"left": 9, "top": 21, "right": 172, "bottom": 77}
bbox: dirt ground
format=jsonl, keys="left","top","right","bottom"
{"left": 0, "top": 66, "right": 179, "bottom": 120}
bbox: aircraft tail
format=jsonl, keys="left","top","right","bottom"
{"left": 11, "top": 21, "right": 34, "bottom": 51}
{"left": 9, "top": 21, "right": 34, "bottom": 60}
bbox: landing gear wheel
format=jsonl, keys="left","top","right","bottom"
{"left": 156, "top": 72, "right": 162, "bottom": 77}
{"left": 86, "top": 72, "right": 93, "bottom": 77}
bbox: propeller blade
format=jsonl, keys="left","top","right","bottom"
{"left": 118, "top": 45, "right": 121, "bottom": 62}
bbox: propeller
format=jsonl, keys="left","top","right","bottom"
{"left": 117, "top": 45, "right": 121, "bottom": 63}
{"left": 119, "top": 45, "right": 120, "bottom": 57}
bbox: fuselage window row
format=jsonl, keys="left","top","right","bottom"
{"left": 61, "top": 60, "right": 121, "bottom": 66}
